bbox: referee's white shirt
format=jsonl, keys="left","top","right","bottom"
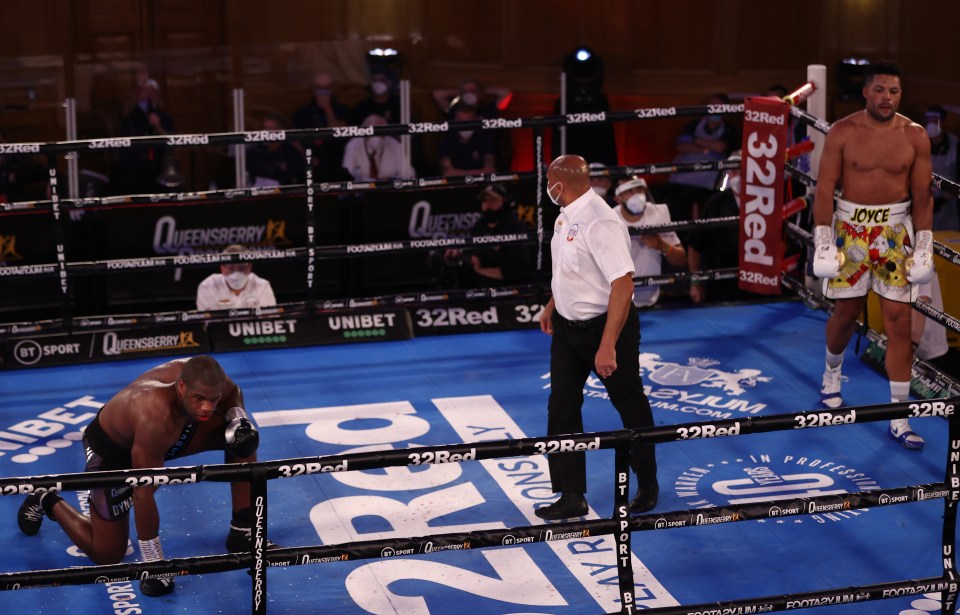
{"left": 551, "top": 188, "right": 635, "bottom": 321}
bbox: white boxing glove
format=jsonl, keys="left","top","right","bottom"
{"left": 812, "top": 225, "right": 843, "bottom": 279}
{"left": 906, "top": 229, "right": 934, "bottom": 284}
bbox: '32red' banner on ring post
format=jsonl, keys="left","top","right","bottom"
{"left": 738, "top": 96, "right": 788, "bottom": 295}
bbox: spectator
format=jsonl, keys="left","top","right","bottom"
{"left": 686, "top": 150, "right": 746, "bottom": 304}
{"left": 438, "top": 103, "right": 497, "bottom": 176}
{"left": 442, "top": 184, "right": 532, "bottom": 286}
{"left": 342, "top": 114, "right": 413, "bottom": 181}
{"left": 113, "top": 78, "right": 177, "bottom": 195}
{"left": 196, "top": 244, "right": 277, "bottom": 311}
{"left": 666, "top": 93, "right": 740, "bottom": 222}
{"left": 613, "top": 177, "right": 687, "bottom": 307}
{"left": 292, "top": 72, "right": 350, "bottom": 181}
{"left": 350, "top": 65, "right": 401, "bottom": 126}
{"left": 588, "top": 162, "right": 616, "bottom": 206}
{"left": 433, "top": 78, "right": 512, "bottom": 120}
{"left": 434, "top": 78, "right": 514, "bottom": 171}
{"left": 245, "top": 112, "right": 306, "bottom": 187}
{"left": 926, "top": 105, "right": 960, "bottom": 231}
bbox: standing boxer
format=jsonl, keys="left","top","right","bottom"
{"left": 535, "top": 154, "right": 658, "bottom": 521}
{"left": 812, "top": 60, "right": 935, "bottom": 449}
{"left": 17, "top": 355, "right": 266, "bottom": 596}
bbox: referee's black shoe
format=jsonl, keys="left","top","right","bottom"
{"left": 534, "top": 493, "right": 588, "bottom": 520}
{"left": 629, "top": 481, "right": 659, "bottom": 514}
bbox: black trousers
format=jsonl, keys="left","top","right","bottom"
{"left": 546, "top": 305, "right": 657, "bottom": 494}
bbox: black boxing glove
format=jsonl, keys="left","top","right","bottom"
{"left": 224, "top": 406, "right": 259, "bottom": 459}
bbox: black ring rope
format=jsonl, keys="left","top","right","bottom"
{"left": 1, "top": 398, "right": 957, "bottom": 615}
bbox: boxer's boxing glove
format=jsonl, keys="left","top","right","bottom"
{"left": 225, "top": 406, "right": 259, "bottom": 458}
{"left": 812, "top": 224, "right": 844, "bottom": 279}
{"left": 906, "top": 229, "right": 935, "bottom": 284}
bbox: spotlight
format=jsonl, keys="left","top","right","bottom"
{"left": 574, "top": 47, "right": 592, "bottom": 63}
{"left": 368, "top": 48, "right": 398, "bottom": 57}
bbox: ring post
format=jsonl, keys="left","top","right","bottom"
{"left": 942, "top": 410, "right": 960, "bottom": 615}
{"left": 46, "top": 154, "right": 72, "bottom": 330}
{"left": 613, "top": 444, "right": 635, "bottom": 613}
{"left": 251, "top": 465, "right": 268, "bottom": 615}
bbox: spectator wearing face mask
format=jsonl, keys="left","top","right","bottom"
{"left": 926, "top": 105, "right": 959, "bottom": 231}
{"left": 432, "top": 78, "right": 512, "bottom": 120}
{"left": 442, "top": 184, "right": 532, "bottom": 287}
{"left": 113, "top": 77, "right": 177, "bottom": 195}
{"left": 196, "top": 244, "right": 277, "bottom": 311}
{"left": 686, "top": 150, "right": 746, "bottom": 304}
{"left": 292, "top": 72, "right": 350, "bottom": 181}
{"left": 350, "top": 66, "right": 401, "bottom": 126}
{"left": 665, "top": 93, "right": 740, "bottom": 223}
{"left": 438, "top": 103, "right": 497, "bottom": 177}
{"left": 342, "top": 114, "right": 414, "bottom": 181}
{"left": 612, "top": 177, "right": 686, "bottom": 307}
{"left": 588, "top": 162, "right": 616, "bottom": 207}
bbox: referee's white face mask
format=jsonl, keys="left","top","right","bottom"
{"left": 547, "top": 182, "right": 563, "bottom": 205}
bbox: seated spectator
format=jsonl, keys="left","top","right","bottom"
{"left": 927, "top": 105, "right": 960, "bottom": 231}
{"left": 113, "top": 77, "right": 177, "bottom": 195}
{"left": 246, "top": 112, "right": 306, "bottom": 187}
{"left": 441, "top": 184, "right": 532, "bottom": 286}
{"left": 342, "top": 114, "right": 414, "bottom": 181}
{"left": 686, "top": 150, "right": 746, "bottom": 304}
{"left": 196, "top": 244, "right": 277, "bottom": 311}
{"left": 588, "top": 162, "right": 615, "bottom": 206}
{"left": 666, "top": 93, "right": 740, "bottom": 222}
{"left": 438, "top": 103, "right": 496, "bottom": 177}
{"left": 292, "top": 72, "right": 350, "bottom": 181}
{"left": 432, "top": 78, "right": 512, "bottom": 120}
{"left": 613, "top": 177, "right": 686, "bottom": 307}
{"left": 350, "top": 65, "right": 401, "bottom": 126}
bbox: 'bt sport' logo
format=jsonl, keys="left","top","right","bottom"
{"left": 674, "top": 452, "right": 879, "bottom": 525}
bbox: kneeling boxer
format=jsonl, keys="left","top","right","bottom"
{"left": 17, "top": 355, "right": 270, "bottom": 596}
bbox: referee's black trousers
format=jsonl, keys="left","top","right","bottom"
{"left": 546, "top": 305, "right": 657, "bottom": 494}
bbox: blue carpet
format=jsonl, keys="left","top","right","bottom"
{"left": 0, "top": 300, "right": 954, "bottom": 614}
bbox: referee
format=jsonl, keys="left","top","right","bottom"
{"left": 535, "top": 154, "right": 658, "bottom": 520}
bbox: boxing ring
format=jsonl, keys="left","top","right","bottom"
{"left": 2, "top": 74, "right": 960, "bottom": 614}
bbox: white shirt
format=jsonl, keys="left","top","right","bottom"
{"left": 196, "top": 272, "right": 277, "bottom": 311}
{"left": 551, "top": 188, "right": 635, "bottom": 320}
{"left": 614, "top": 203, "right": 681, "bottom": 307}
{"left": 342, "top": 136, "right": 414, "bottom": 181}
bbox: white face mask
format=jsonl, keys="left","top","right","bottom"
{"left": 461, "top": 92, "right": 478, "bottom": 106}
{"left": 547, "top": 182, "right": 563, "bottom": 205}
{"left": 625, "top": 193, "right": 646, "bottom": 215}
{"left": 225, "top": 271, "right": 248, "bottom": 290}
{"left": 459, "top": 130, "right": 474, "bottom": 140}
{"left": 927, "top": 122, "right": 942, "bottom": 139}
{"left": 727, "top": 174, "right": 741, "bottom": 195}
{"left": 592, "top": 186, "right": 607, "bottom": 197}
{"left": 371, "top": 81, "right": 389, "bottom": 96}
